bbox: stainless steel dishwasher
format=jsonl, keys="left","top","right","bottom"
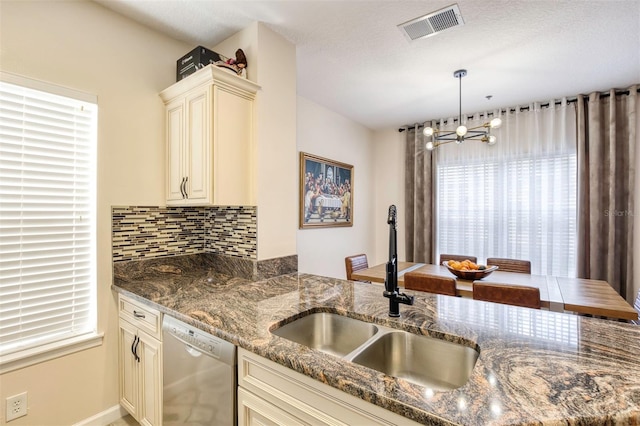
{"left": 162, "top": 315, "right": 236, "bottom": 425}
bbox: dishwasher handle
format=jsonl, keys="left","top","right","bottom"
{"left": 185, "top": 345, "right": 203, "bottom": 357}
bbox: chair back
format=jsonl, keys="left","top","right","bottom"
{"left": 440, "top": 254, "right": 477, "bottom": 264}
{"left": 404, "top": 272, "right": 457, "bottom": 296}
{"left": 345, "top": 254, "right": 369, "bottom": 281}
{"left": 473, "top": 281, "right": 541, "bottom": 309}
{"left": 486, "top": 257, "right": 531, "bottom": 274}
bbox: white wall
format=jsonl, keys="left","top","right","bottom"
{"left": 0, "top": 1, "right": 190, "bottom": 424}
{"left": 297, "top": 97, "right": 375, "bottom": 279}
{"left": 215, "top": 23, "right": 298, "bottom": 261}
{"left": 254, "top": 24, "right": 298, "bottom": 261}
{"left": 372, "top": 129, "right": 406, "bottom": 266}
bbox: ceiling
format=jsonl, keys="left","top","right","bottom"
{"left": 95, "top": 0, "right": 640, "bottom": 131}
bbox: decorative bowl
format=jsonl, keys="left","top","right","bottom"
{"left": 442, "top": 262, "right": 499, "bottom": 280}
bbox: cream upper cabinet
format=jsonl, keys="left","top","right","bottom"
{"left": 160, "top": 65, "right": 260, "bottom": 206}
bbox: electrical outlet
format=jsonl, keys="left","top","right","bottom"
{"left": 6, "top": 392, "right": 27, "bottom": 422}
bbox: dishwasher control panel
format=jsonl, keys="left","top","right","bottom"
{"left": 163, "top": 315, "right": 235, "bottom": 364}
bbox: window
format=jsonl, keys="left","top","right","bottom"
{"left": 435, "top": 104, "right": 577, "bottom": 277}
{"left": 0, "top": 73, "right": 98, "bottom": 369}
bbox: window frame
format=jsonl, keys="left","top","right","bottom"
{"left": 0, "top": 72, "right": 102, "bottom": 373}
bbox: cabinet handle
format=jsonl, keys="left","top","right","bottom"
{"left": 130, "top": 335, "right": 136, "bottom": 357}
{"left": 133, "top": 335, "right": 140, "bottom": 363}
{"left": 133, "top": 310, "right": 146, "bottom": 319}
{"left": 184, "top": 176, "right": 189, "bottom": 199}
{"left": 131, "top": 335, "right": 140, "bottom": 362}
{"left": 180, "top": 177, "right": 186, "bottom": 198}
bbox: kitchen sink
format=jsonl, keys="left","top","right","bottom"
{"left": 271, "top": 312, "right": 378, "bottom": 357}
{"left": 272, "top": 311, "right": 479, "bottom": 391}
{"left": 350, "top": 331, "right": 479, "bottom": 390}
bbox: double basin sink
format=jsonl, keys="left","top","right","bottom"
{"left": 272, "top": 312, "right": 479, "bottom": 391}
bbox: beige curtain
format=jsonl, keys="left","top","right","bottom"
{"left": 404, "top": 124, "right": 436, "bottom": 263}
{"left": 577, "top": 86, "right": 637, "bottom": 301}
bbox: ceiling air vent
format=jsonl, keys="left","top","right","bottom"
{"left": 398, "top": 4, "right": 465, "bottom": 41}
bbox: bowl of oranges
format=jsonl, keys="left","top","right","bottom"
{"left": 443, "top": 259, "right": 498, "bottom": 280}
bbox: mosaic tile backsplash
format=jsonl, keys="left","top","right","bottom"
{"left": 205, "top": 207, "right": 257, "bottom": 258}
{"left": 112, "top": 206, "right": 257, "bottom": 262}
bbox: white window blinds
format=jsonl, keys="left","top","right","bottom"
{"left": 435, "top": 102, "right": 577, "bottom": 277}
{"left": 0, "top": 75, "right": 97, "bottom": 357}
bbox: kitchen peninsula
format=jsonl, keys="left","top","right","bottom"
{"left": 113, "top": 256, "right": 640, "bottom": 425}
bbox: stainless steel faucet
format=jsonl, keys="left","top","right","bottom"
{"left": 383, "top": 205, "right": 414, "bottom": 317}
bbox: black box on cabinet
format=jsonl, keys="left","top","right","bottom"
{"left": 176, "top": 46, "right": 223, "bottom": 81}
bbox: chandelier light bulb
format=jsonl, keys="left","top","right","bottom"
{"left": 488, "top": 135, "right": 497, "bottom": 145}
{"left": 425, "top": 141, "right": 435, "bottom": 151}
{"left": 490, "top": 117, "right": 502, "bottom": 129}
{"left": 423, "top": 127, "right": 434, "bottom": 137}
{"left": 456, "top": 125, "right": 467, "bottom": 137}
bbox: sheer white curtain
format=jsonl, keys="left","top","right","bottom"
{"left": 435, "top": 100, "right": 577, "bottom": 277}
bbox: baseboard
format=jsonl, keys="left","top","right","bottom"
{"left": 73, "top": 404, "right": 129, "bottom": 426}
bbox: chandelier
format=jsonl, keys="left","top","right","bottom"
{"left": 423, "top": 69, "right": 502, "bottom": 150}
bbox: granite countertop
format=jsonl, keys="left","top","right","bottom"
{"left": 113, "top": 259, "right": 640, "bottom": 425}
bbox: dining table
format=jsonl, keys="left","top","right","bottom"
{"left": 350, "top": 262, "right": 638, "bottom": 321}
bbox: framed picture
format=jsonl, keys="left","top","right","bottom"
{"left": 300, "top": 152, "right": 353, "bottom": 229}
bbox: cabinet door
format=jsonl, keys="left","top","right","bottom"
{"left": 185, "top": 87, "right": 211, "bottom": 203}
{"left": 212, "top": 85, "right": 254, "bottom": 205}
{"left": 166, "top": 99, "right": 186, "bottom": 203}
{"left": 119, "top": 320, "right": 139, "bottom": 418}
{"left": 138, "top": 331, "right": 163, "bottom": 426}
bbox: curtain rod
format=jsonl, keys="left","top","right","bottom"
{"left": 398, "top": 86, "right": 640, "bottom": 133}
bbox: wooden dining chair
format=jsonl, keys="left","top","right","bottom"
{"left": 472, "top": 281, "right": 541, "bottom": 309}
{"left": 345, "top": 254, "right": 369, "bottom": 281}
{"left": 486, "top": 257, "right": 531, "bottom": 274}
{"left": 440, "top": 254, "right": 477, "bottom": 264}
{"left": 404, "top": 272, "right": 457, "bottom": 296}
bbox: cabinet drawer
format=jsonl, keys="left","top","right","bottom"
{"left": 238, "top": 388, "right": 307, "bottom": 426}
{"left": 119, "top": 295, "right": 161, "bottom": 339}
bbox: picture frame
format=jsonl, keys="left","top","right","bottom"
{"left": 300, "top": 152, "right": 354, "bottom": 229}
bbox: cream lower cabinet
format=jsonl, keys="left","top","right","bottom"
{"left": 237, "top": 348, "right": 421, "bottom": 426}
{"left": 160, "top": 65, "right": 260, "bottom": 206}
{"left": 118, "top": 295, "right": 162, "bottom": 426}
